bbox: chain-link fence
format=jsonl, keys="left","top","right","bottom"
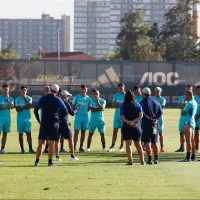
{"left": 0, "top": 60, "right": 200, "bottom": 107}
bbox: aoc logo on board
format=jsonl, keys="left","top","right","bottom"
{"left": 139, "top": 72, "right": 179, "bottom": 86}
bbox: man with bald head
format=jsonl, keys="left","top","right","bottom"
{"left": 180, "top": 90, "right": 197, "bottom": 162}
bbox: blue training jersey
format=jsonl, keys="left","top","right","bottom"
{"left": 0, "top": 94, "right": 14, "bottom": 119}
{"left": 34, "top": 94, "right": 67, "bottom": 124}
{"left": 194, "top": 96, "right": 200, "bottom": 106}
{"left": 59, "top": 99, "right": 75, "bottom": 121}
{"left": 178, "top": 95, "right": 186, "bottom": 121}
{"left": 194, "top": 96, "right": 200, "bottom": 117}
{"left": 90, "top": 98, "right": 106, "bottom": 124}
{"left": 72, "top": 94, "right": 91, "bottom": 117}
{"left": 135, "top": 95, "right": 143, "bottom": 103}
{"left": 113, "top": 92, "right": 126, "bottom": 121}
{"left": 153, "top": 96, "right": 166, "bottom": 120}
{"left": 183, "top": 99, "right": 197, "bottom": 125}
{"left": 120, "top": 102, "right": 143, "bottom": 126}
{"left": 196, "top": 105, "right": 200, "bottom": 125}
{"left": 15, "top": 95, "right": 32, "bottom": 120}
{"left": 140, "top": 97, "right": 162, "bottom": 126}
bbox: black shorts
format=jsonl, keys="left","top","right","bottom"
{"left": 59, "top": 120, "right": 72, "bottom": 140}
{"left": 142, "top": 126, "right": 158, "bottom": 144}
{"left": 195, "top": 127, "right": 200, "bottom": 131}
{"left": 122, "top": 125, "right": 142, "bottom": 141}
{"left": 38, "top": 122, "right": 59, "bottom": 141}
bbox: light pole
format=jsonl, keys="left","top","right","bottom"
{"left": 27, "top": 54, "right": 31, "bottom": 94}
{"left": 58, "top": 28, "right": 61, "bottom": 76}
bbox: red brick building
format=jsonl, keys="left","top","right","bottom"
{"left": 41, "top": 52, "right": 96, "bottom": 60}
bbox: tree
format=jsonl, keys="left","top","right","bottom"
{"left": 116, "top": 10, "right": 162, "bottom": 61}
{"left": 100, "top": 51, "right": 121, "bottom": 60}
{"left": 30, "top": 55, "right": 43, "bottom": 61}
{"left": 134, "top": 37, "right": 162, "bottom": 61}
{"left": 0, "top": 44, "right": 19, "bottom": 60}
{"left": 159, "top": 0, "right": 200, "bottom": 61}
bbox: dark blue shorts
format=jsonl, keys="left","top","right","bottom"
{"left": 122, "top": 124, "right": 142, "bottom": 141}
{"left": 38, "top": 122, "right": 59, "bottom": 141}
{"left": 142, "top": 126, "right": 158, "bottom": 144}
{"left": 59, "top": 120, "right": 72, "bottom": 140}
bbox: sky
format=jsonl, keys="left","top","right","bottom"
{"left": 0, "top": 0, "right": 74, "bottom": 49}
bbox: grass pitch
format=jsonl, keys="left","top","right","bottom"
{"left": 0, "top": 109, "right": 200, "bottom": 199}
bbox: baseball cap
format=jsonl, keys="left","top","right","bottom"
{"left": 142, "top": 87, "right": 151, "bottom": 95}
{"left": 61, "top": 90, "right": 72, "bottom": 96}
{"left": 155, "top": 87, "right": 162, "bottom": 91}
{"left": 50, "top": 84, "right": 59, "bottom": 92}
{"left": 45, "top": 85, "right": 50, "bottom": 89}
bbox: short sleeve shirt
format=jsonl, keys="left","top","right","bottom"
{"left": 72, "top": 94, "right": 92, "bottom": 117}
{"left": 0, "top": 94, "right": 14, "bottom": 119}
{"left": 15, "top": 95, "right": 32, "bottom": 120}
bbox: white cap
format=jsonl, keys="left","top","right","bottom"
{"left": 50, "top": 84, "right": 59, "bottom": 92}
{"left": 155, "top": 87, "right": 162, "bottom": 91}
{"left": 61, "top": 90, "right": 72, "bottom": 96}
{"left": 142, "top": 87, "right": 151, "bottom": 95}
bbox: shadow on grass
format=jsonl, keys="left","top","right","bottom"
{"left": 2, "top": 151, "right": 199, "bottom": 167}
{"left": 6, "top": 152, "right": 36, "bottom": 155}
{"left": 74, "top": 151, "right": 188, "bottom": 162}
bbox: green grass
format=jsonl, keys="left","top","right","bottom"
{"left": 1, "top": 109, "right": 200, "bottom": 199}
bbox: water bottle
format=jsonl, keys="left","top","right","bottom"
{"left": 153, "top": 124, "right": 158, "bottom": 135}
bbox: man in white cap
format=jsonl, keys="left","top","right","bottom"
{"left": 59, "top": 90, "right": 72, "bottom": 153}
{"left": 58, "top": 90, "right": 80, "bottom": 161}
{"left": 34, "top": 84, "right": 68, "bottom": 166}
{"left": 153, "top": 87, "right": 166, "bottom": 152}
{"left": 140, "top": 87, "right": 162, "bottom": 164}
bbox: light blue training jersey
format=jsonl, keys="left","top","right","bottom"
{"left": 183, "top": 99, "right": 197, "bottom": 125}
{"left": 113, "top": 92, "right": 126, "bottom": 121}
{"left": 0, "top": 94, "right": 14, "bottom": 119}
{"left": 15, "top": 95, "right": 32, "bottom": 120}
{"left": 135, "top": 95, "right": 143, "bottom": 103}
{"left": 153, "top": 96, "right": 166, "bottom": 115}
{"left": 72, "top": 94, "right": 92, "bottom": 117}
{"left": 90, "top": 98, "right": 106, "bottom": 124}
{"left": 194, "top": 96, "right": 200, "bottom": 106}
{"left": 153, "top": 97, "right": 166, "bottom": 108}
{"left": 178, "top": 95, "right": 186, "bottom": 121}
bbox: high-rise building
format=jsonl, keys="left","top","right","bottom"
{"left": 74, "top": 0, "right": 177, "bottom": 58}
{"left": 74, "top": 0, "right": 111, "bottom": 58}
{"left": 0, "top": 14, "right": 70, "bottom": 58}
